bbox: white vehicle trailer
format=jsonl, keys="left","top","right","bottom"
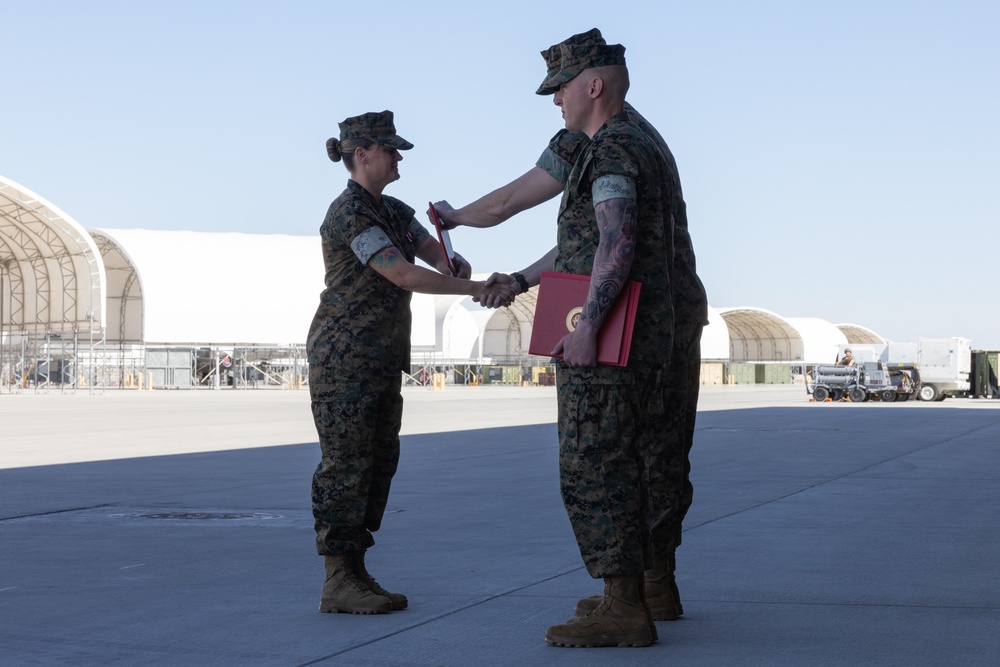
{"left": 889, "top": 337, "right": 971, "bottom": 401}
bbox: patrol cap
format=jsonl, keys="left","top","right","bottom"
{"left": 337, "top": 110, "right": 413, "bottom": 150}
{"left": 539, "top": 28, "right": 607, "bottom": 77}
{"left": 537, "top": 40, "right": 626, "bottom": 96}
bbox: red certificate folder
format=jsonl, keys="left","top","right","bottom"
{"left": 528, "top": 272, "right": 642, "bottom": 366}
{"left": 427, "top": 202, "right": 457, "bottom": 276}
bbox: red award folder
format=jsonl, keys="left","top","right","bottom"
{"left": 428, "top": 202, "right": 457, "bottom": 276}
{"left": 528, "top": 272, "right": 641, "bottom": 366}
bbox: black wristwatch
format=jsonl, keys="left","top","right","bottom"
{"left": 511, "top": 271, "right": 529, "bottom": 294}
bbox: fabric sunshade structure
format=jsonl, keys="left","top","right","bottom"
{"left": 0, "top": 175, "right": 105, "bottom": 335}
{"left": 91, "top": 228, "right": 322, "bottom": 345}
{"left": 89, "top": 229, "right": 144, "bottom": 344}
{"left": 835, "top": 323, "right": 886, "bottom": 345}
{"left": 717, "top": 307, "right": 803, "bottom": 363}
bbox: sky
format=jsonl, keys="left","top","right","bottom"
{"left": 3, "top": 0, "right": 999, "bottom": 349}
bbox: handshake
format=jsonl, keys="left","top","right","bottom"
{"left": 473, "top": 273, "right": 522, "bottom": 309}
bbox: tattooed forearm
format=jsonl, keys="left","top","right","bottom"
{"left": 580, "top": 198, "right": 638, "bottom": 326}
{"left": 585, "top": 279, "right": 622, "bottom": 320}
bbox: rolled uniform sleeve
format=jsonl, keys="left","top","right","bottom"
{"left": 350, "top": 226, "right": 394, "bottom": 265}
{"left": 587, "top": 130, "right": 641, "bottom": 207}
{"left": 536, "top": 129, "right": 589, "bottom": 185}
{"left": 344, "top": 210, "right": 431, "bottom": 266}
{"left": 593, "top": 174, "right": 636, "bottom": 205}
{"left": 536, "top": 146, "right": 574, "bottom": 184}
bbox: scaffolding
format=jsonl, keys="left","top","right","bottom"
{"left": 1, "top": 329, "right": 100, "bottom": 393}
{"left": 0, "top": 330, "right": 560, "bottom": 394}
{"left": 0, "top": 335, "right": 309, "bottom": 393}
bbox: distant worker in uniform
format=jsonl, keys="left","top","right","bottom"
{"left": 837, "top": 348, "right": 856, "bottom": 366}
{"left": 309, "top": 110, "right": 515, "bottom": 615}
{"left": 434, "top": 28, "right": 707, "bottom": 641}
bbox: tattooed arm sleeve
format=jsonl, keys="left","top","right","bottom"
{"left": 578, "top": 174, "right": 638, "bottom": 330}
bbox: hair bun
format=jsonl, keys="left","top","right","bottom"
{"left": 326, "top": 137, "right": 342, "bottom": 162}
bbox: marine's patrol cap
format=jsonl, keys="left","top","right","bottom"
{"left": 338, "top": 110, "right": 413, "bottom": 150}
{"left": 539, "top": 28, "right": 607, "bottom": 76}
{"left": 537, "top": 35, "right": 626, "bottom": 95}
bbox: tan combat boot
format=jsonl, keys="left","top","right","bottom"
{"left": 571, "top": 577, "right": 658, "bottom": 641}
{"left": 352, "top": 550, "right": 408, "bottom": 611}
{"left": 319, "top": 554, "right": 392, "bottom": 614}
{"left": 545, "top": 575, "right": 654, "bottom": 648}
{"left": 645, "top": 552, "right": 682, "bottom": 620}
{"left": 574, "top": 553, "right": 682, "bottom": 621}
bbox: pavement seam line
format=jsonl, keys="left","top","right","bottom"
{"left": 0, "top": 503, "right": 114, "bottom": 522}
{"left": 691, "top": 598, "right": 1000, "bottom": 611}
{"left": 683, "top": 420, "right": 997, "bottom": 533}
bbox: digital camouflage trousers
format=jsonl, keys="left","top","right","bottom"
{"left": 646, "top": 321, "right": 703, "bottom": 562}
{"left": 556, "top": 323, "right": 703, "bottom": 576}
{"left": 310, "top": 367, "right": 403, "bottom": 556}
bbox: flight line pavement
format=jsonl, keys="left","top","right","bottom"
{"left": 1, "top": 384, "right": 998, "bottom": 665}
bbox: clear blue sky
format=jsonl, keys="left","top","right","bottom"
{"left": 4, "top": 1, "right": 998, "bottom": 348}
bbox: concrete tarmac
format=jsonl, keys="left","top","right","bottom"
{"left": 1, "top": 384, "right": 999, "bottom": 665}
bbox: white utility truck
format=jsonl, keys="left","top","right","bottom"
{"left": 882, "top": 337, "right": 972, "bottom": 401}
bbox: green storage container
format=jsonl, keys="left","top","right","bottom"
{"left": 971, "top": 350, "right": 999, "bottom": 398}
{"left": 502, "top": 366, "right": 521, "bottom": 385}
{"left": 756, "top": 364, "right": 791, "bottom": 385}
{"left": 726, "top": 363, "right": 756, "bottom": 384}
